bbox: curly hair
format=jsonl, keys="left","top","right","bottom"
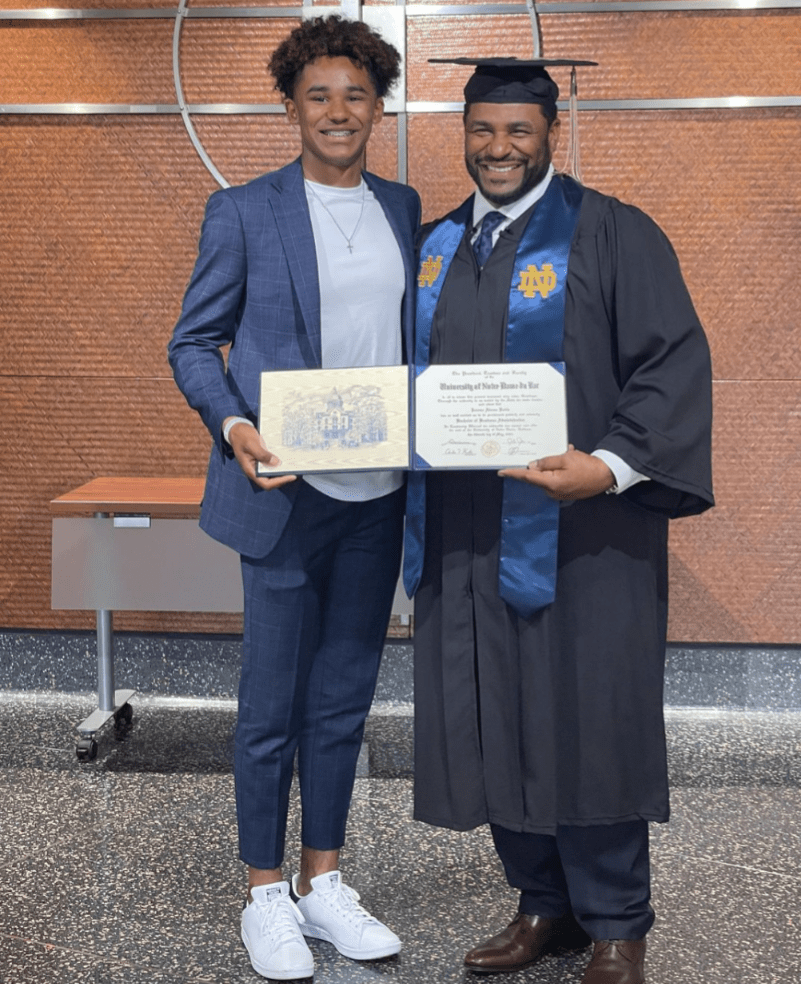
{"left": 269, "top": 16, "right": 401, "bottom": 100}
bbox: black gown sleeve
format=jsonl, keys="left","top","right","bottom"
{"left": 592, "top": 200, "right": 714, "bottom": 517}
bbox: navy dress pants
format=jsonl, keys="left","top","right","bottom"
{"left": 491, "top": 820, "right": 655, "bottom": 940}
{"left": 235, "top": 481, "right": 404, "bottom": 870}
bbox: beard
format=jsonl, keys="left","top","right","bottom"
{"left": 465, "top": 146, "right": 552, "bottom": 206}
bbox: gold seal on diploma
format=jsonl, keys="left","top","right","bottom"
{"left": 482, "top": 441, "right": 501, "bottom": 457}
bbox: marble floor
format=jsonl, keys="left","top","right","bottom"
{"left": 0, "top": 692, "right": 799, "bottom": 984}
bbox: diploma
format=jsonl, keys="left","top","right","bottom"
{"left": 257, "top": 365, "right": 410, "bottom": 476}
{"left": 413, "top": 363, "right": 567, "bottom": 469}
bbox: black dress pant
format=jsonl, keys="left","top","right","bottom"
{"left": 491, "top": 820, "right": 654, "bottom": 940}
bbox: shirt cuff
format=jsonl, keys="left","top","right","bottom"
{"left": 591, "top": 450, "right": 650, "bottom": 494}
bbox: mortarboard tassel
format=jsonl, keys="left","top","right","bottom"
{"left": 565, "top": 66, "right": 583, "bottom": 184}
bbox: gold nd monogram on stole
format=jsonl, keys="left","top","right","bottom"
{"left": 418, "top": 255, "right": 443, "bottom": 288}
{"left": 517, "top": 263, "right": 557, "bottom": 299}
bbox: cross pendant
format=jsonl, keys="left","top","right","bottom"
{"left": 347, "top": 243, "right": 354, "bottom": 253}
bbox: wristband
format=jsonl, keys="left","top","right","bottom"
{"left": 223, "top": 416, "right": 254, "bottom": 445}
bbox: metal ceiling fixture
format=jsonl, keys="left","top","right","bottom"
{"left": 172, "top": 0, "right": 230, "bottom": 187}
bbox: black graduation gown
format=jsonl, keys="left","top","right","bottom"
{"left": 413, "top": 184, "right": 714, "bottom": 835}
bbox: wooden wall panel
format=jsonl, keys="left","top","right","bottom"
{"left": 0, "top": 117, "right": 215, "bottom": 379}
{"left": 0, "top": 22, "right": 175, "bottom": 103}
{"left": 0, "top": 1, "right": 170, "bottom": 9}
{"left": 179, "top": 19, "right": 298, "bottom": 104}
{"left": 670, "top": 382, "right": 801, "bottom": 643}
{"left": 408, "top": 11, "right": 801, "bottom": 102}
{"left": 576, "top": 111, "right": 801, "bottom": 384}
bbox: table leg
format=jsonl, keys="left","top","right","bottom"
{"left": 96, "top": 607, "right": 115, "bottom": 713}
{"left": 74, "top": 512, "right": 135, "bottom": 761}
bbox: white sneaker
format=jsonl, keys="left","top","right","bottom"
{"left": 241, "top": 882, "right": 314, "bottom": 980}
{"left": 292, "top": 870, "right": 401, "bottom": 961}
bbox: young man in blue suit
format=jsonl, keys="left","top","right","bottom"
{"left": 169, "top": 17, "right": 420, "bottom": 980}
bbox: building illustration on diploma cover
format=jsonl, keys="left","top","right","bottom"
{"left": 282, "top": 386, "right": 388, "bottom": 451}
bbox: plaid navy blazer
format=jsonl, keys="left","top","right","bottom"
{"left": 169, "top": 159, "right": 421, "bottom": 558}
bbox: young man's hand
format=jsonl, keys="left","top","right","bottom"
{"left": 226, "top": 420, "right": 297, "bottom": 490}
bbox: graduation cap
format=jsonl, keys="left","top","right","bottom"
{"left": 429, "top": 56, "right": 598, "bottom": 182}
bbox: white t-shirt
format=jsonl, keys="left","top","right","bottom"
{"left": 302, "top": 178, "right": 406, "bottom": 501}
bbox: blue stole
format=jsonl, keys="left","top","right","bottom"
{"left": 405, "top": 174, "right": 584, "bottom": 617}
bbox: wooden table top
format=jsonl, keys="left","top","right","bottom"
{"left": 50, "top": 477, "right": 205, "bottom": 517}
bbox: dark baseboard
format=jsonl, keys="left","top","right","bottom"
{"left": 2, "top": 630, "right": 801, "bottom": 711}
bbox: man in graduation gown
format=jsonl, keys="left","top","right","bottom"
{"left": 404, "top": 59, "right": 713, "bottom": 984}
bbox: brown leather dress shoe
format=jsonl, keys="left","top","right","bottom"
{"left": 465, "top": 912, "right": 591, "bottom": 974}
{"left": 581, "top": 939, "right": 646, "bottom": 984}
